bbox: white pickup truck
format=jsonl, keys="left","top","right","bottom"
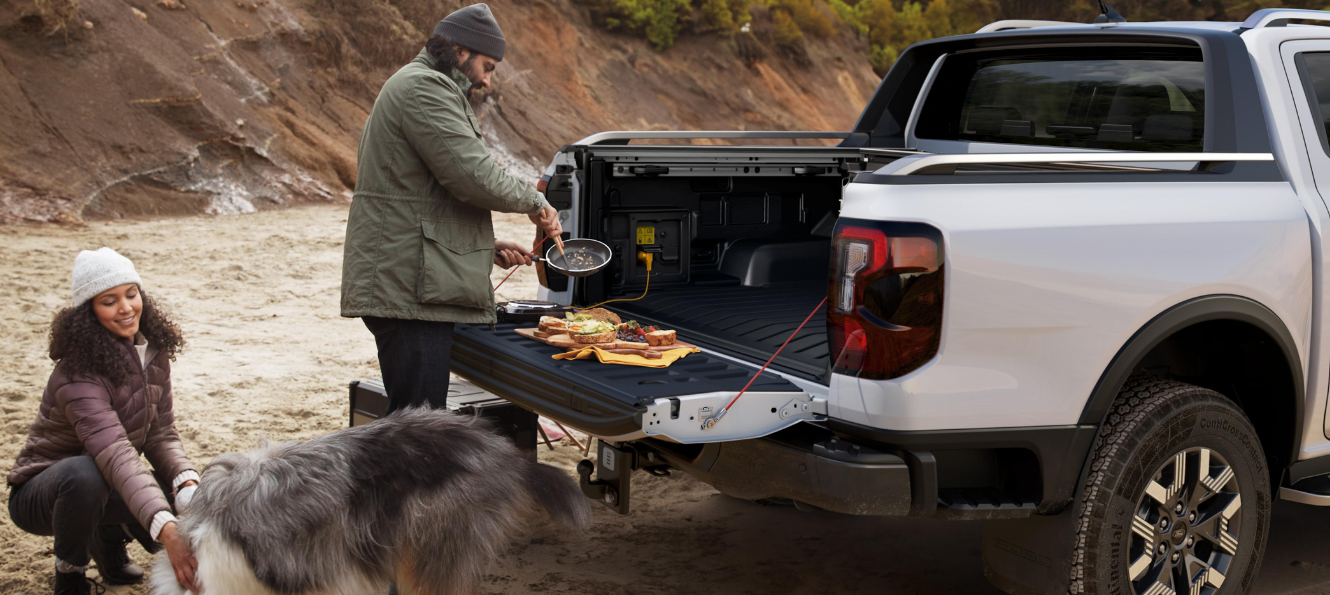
{"left": 451, "top": 8, "right": 1330, "bottom": 594}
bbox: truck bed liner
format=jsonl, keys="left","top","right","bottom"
{"left": 451, "top": 322, "right": 803, "bottom": 438}
{"left": 611, "top": 281, "right": 830, "bottom": 379}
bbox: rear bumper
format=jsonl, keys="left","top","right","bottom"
{"left": 642, "top": 425, "right": 913, "bottom": 516}
{"left": 639, "top": 420, "right": 1095, "bottom": 519}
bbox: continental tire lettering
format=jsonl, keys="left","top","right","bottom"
{"left": 1199, "top": 415, "right": 1263, "bottom": 466}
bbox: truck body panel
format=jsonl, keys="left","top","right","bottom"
{"left": 835, "top": 179, "right": 1311, "bottom": 431}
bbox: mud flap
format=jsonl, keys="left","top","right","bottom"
{"left": 981, "top": 511, "right": 1077, "bottom": 595}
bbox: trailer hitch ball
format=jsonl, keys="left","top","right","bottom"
{"left": 576, "top": 459, "right": 595, "bottom": 477}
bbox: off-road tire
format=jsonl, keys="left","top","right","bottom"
{"left": 1069, "top": 377, "right": 1271, "bottom": 594}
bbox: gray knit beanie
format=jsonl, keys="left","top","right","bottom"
{"left": 71, "top": 247, "right": 142, "bottom": 307}
{"left": 432, "top": 4, "right": 506, "bottom": 61}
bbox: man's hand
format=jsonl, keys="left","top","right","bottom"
{"left": 494, "top": 240, "right": 535, "bottom": 269}
{"left": 528, "top": 206, "right": 564, "bottom": 249}
{"left": 160, "top": 521, "right": 202, "bottom": 593}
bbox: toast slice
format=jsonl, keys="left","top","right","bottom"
{"left": 573, "top": 330, "right": 616, "bottom": 344}
{"left": 578, "top": 308, "right": 621, "bottom": 325}
{"left": 538, "top": 316, "right": 569, "bottom": 334}
{"left": 645, "top": 329, "right": 677, "bottom": 346}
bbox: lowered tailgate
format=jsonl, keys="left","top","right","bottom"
{"left": 451, "top": 323, "right": 820, "bottom": 442}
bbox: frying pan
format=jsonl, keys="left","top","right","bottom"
{"left": 534, "top": 238, "right": 612, "bottom": 278}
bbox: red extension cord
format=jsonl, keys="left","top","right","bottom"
{"left": 715, "top": 296, "right": 828, "bottom": 426}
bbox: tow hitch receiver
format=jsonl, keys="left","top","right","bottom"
{"left": 577, "top": 441, "right": 637, "bottom": 515}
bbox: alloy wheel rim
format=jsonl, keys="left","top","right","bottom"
{"left": 1128, "top": 447, "right": 1242, "bottom": 595}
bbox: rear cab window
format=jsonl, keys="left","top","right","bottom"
{"left": 915, "top": 47, "right": 1206, "bottom": 152}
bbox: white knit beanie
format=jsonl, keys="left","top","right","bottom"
{"left": 71, "top": 247, "right": 142, "bottom": 306}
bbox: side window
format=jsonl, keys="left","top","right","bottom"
{"left": 1295, "top": 52, "right": 1330, "bottom": 157}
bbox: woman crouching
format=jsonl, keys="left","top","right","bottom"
{"left": 7, "top": 248, "right": 201, "bottom": 595}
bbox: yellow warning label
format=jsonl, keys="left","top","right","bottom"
{"left": 636, "top": 226, "right": 655, "bottom": 245}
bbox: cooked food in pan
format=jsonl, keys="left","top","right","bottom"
{"left": 562, "top": 249, "right": 604, "bottom": 271}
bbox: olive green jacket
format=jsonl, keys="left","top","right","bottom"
{"left": 341, "top": 47, "right": 547, "bottom": 324}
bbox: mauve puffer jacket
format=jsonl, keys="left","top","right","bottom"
{"left": 7, "top": 337, "right": 195, "bottom": 532}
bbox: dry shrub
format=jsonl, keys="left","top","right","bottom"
{"left": 773, "top": 0, "right": 834, "bottom": 38}
{"left": 31, "top": 0, "right": 80, "bottom": 35}
{"left": 771, "top": 9, "right": 802, "bottom": 46}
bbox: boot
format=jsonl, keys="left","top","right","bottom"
{"left": 53, "top": 570, "right": 104, "bottom": 595}
{"left": 89, "top": 526, "right": 144, "bottom": 585}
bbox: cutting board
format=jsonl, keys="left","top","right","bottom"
{"left": 515, "top": 328, "right": 696, "bottom": 358}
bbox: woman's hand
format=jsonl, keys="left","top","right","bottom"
{"left": 176, "top": 480, "right": 199, "bottom": 513}
{"left": 160, "top": 521, "right": 202, "bottom": 593}
{"left": 494, "top": 240, "right": 535, "bottom": 268}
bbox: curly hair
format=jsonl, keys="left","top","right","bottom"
{"left": 49, "top": 290, "right": 185, "bottom": 385}
{"left": 425, "top": 34, "right": 464, "bottom": 74}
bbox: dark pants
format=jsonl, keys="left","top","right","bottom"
{"left": 8, "top": 456, "right": 163, "bottom": 569}
{"left": 363, "top": 316, "right": 456, "bottom": 413}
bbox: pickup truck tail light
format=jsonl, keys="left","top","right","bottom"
{"left": 827, "top": 220, "right": 945, "bottom": 380}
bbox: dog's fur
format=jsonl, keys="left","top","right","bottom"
{"left": 149, "top": 408, "right": 592, "bottom": 595}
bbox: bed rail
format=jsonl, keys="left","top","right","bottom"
{"left": 878, "top": 152, "right": 1275, "bottom": 176}
{"left": 572, "top": 131, "right": 851, "bottom": 146}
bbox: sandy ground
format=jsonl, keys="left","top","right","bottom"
{"left": 1, "top": 204, "right": 1327, "bottom": 595}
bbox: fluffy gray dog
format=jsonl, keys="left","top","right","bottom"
{"left": 149, "top": 408, "right": 592, "bottom": 595}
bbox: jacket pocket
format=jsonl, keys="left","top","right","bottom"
{"left": 417, "top": 219, "right": 493, "bottom": 309}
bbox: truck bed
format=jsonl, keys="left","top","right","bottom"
{"left": 612, "top": 280, "right": 829, "bottom": 379}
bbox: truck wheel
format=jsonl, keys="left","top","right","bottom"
{"left": 1070, "top": 377, "right": 1270, "bottom": 595}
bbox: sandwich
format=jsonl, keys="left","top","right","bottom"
{"left": 567, "top": 308, "right": 621, "bottom": 325}
{"left": 572, "top": 320, "right": 618, "bottom": 344}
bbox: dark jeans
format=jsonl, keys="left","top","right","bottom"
{"left": 363, "top": 316, "right": 456, "bottom": 413}
{"left": 8, "top": 456, "right": 164, "bottom": 568}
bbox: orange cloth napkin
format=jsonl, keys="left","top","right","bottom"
{"left": 552, "top": 345, "right": 700, "bottom": 368}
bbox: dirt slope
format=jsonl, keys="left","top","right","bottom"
{"left": 0, "top": 0, "right": 879, "bottom": 223}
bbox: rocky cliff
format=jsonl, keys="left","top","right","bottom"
{"left": 0, "top": 0, "right": 880, "bottom": 223}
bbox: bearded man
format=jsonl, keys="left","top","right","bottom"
{"left": 341, "top": 3, "right": 562, "bottom": 414}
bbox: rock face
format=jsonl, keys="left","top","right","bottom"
{"left": 0, "top": 0, "right": 880, "bottom": 223}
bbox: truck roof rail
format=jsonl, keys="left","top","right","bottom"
{"left": 574, "top": 131, "right": 850, "bottom": 146}
{"left": 1241, "top": 8, "right": 1330, "bottom": 29}
{"left": 976, "top": 20, "right": 1079, "bottom": 33}
{"left": 882, "top": 152, "right": 1274, "bottom": 175}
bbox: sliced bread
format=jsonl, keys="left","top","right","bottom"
{"left": 538, "top": 317, "right": 569, "bottom": 334}
{"left": 645, "top": 329, "right": 676, "bottom": 346}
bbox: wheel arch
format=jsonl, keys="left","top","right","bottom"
{"left": 1078, "top": 294, "right": 1305, "bottom": 476}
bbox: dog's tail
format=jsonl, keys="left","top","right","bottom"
{"left": 523, "top": 460, "right": 593, "bottom": 530}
